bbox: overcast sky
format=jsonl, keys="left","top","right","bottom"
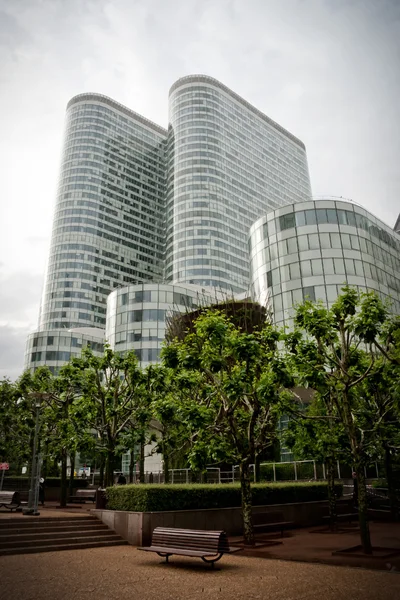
{"left": 0, "top": 0, "right": 399, "bottom": 379}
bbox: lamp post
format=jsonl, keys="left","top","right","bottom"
{"left": 23, "top": 392, "right": 50, "bottom": 516}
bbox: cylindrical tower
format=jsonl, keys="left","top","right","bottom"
{"left": 249, "top": 199, "right": 400, "bottom": 328}
{"left": 165, "top": 75, "right": 312, "bottom": 293}
{"left": 38, "top": 93, "right": 167, "bottom": 332}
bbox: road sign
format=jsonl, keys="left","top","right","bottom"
{"left": 0, "top": 463, "right": 9, "bottom": 470}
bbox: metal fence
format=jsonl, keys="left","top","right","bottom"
{"left": 118, "top": 460, "right": 382, "bottom": 485}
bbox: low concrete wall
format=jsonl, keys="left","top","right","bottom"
{"left": 92, "top": 499, "right": 340, "bottom": 546}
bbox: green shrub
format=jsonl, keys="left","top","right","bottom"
{"left": 106, "top": 481, "right": 343, "bottom": 512}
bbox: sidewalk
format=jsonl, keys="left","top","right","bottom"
{"left": 0, "top": 545, "right": 399, "bottom": 600}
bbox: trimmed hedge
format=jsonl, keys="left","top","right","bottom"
{"left": 106, "top": 481, "right": 343, "bottom": 512}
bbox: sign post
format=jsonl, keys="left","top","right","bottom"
{"left": 0, "top": 462, "right": 10, "bottom": 491}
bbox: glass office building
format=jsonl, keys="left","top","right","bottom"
{"left": 24, "top": 328, "right": 105, "bottom": 375}
{"left": 249, "top": 199, "right": 400, "bottom": 328}
{"left": 106, "top": 283, "right": 226, "bottom": 367}
{"left": 25, "top": 76, "right": 312, "bottom": 373}
{"left": 39, "top": 93, "right": 167, "bottom": 333}
{"left": 165, "top": 75, "right": 312, "bottom": 293}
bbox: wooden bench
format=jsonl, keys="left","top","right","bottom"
{"left": 68, "top": 489, "right": 96, "bottom": 503}
{"left": 0, "top": 491, "right": 21, "bottom": 511}
{"left": 322, "top": 505, "right": 358, "bottom": 524}
{"left": 138, "top": 527, "right": 241, "bottom": 567}
{"left": 253, "top": 511, "right": 295, "bottom": 537}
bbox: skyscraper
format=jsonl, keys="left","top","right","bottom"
{"left": 25, "top": 75, "right": 312, "bottom": 374}
{"left": 39, "top": 93, "right": 167, "bottom": 333}
{"left": 165, "top": 75, "right": 312, "bottom": 292}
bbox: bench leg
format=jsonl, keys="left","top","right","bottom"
{"left": 201, "top": 554, "right": 223, "bottom": 568}
{"left": 157, "top": 553, "right": 171, "bottom": 563}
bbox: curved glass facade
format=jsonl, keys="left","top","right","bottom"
{"left": 165, "top": 75, "right": 312, "bottom": 293}
{"left": 24, "top": 328, "right": 105, "bottom": 375}
{"left": 106, "top": 283, "right": 226, "bottom": 367}
{"left": 39, "top": 93, "right": 167, "bottom": 332}
{"left": 249, "top": 199, "right": 400, "bottom": 328}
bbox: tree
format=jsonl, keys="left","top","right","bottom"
{"left": 286, "top": 286, "right": 397, "bottom": 553}
{"left": 163, "top": 310, "right": 293, "bottom": 545}
{"left": 284, "top": 394, "right": 349, "bottom": 530}
{"left": 143, "top": 364, "right": 186, "bottom": 484}
{"left": 70, "top": 345, "right": 151, "bottom": 487}
{"left": 0, "top": 378, "right": 29, "bottom": 470}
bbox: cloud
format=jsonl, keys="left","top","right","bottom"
{"left": 0, "top": 0, "right": 399, "bottom": 378}
{"left": 0, "top": 324, "right": 29, "bottom": 381}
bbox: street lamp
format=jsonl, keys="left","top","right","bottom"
{"left": 23, "top": 392, "right": 51, "bottom": 516}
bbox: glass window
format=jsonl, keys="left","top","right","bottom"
{"left": 346, "top": 211, "right": 357, "bottom": 227}
{"left": 295, "top": 211, "right": 306, "bottom": 227}
{"left": 301, "top": 260, "right": 312, "bottom": 277}
{"left": 305, "top": 209, "right": 317, "bottom": 225}
{"left": 316, "top": 208, "right": 328, "bottom": 224}
{"left": 350, "top": 235, "right": 360, "bottom": 250}
{"left": 298, "top": 236, "right": 309, "bottom": 251}
{"left": 278, "top": 240, "right": 287, "bottom": 257}
{"left": 130, "top": 310, "right": 143, "bottom": 322}
{"left": 323, "top": 257, "right": 335, "bottom": 275}
{"left": 269, "top": 243, "right": 278, "bottom": 261}
{"left": 354, "top": 260, "right": 364, "bottom": 277}
{"left": 121, "top": 293, "right": 128, "bottom": 306}
{"left": 302, "top": 286, "right": 316, "bottom": 301}
{"left": 337, "top": 210, "right": 347, "bottom": 225}
{"left": 47, "top": 336, "right": 54, "bottom": 346}
{"left": 311, "top": 259, "right": 323, "bottom": 276}
{"left": 326, "top": 209, "right": 338, "bottom": 224}
{"left": 292, "top": 288, "right": 303, "bottom": 304}
{"left": 289, "top": 262, "right": 301, "bottom": 279}
{"left": 319, "top": 233, "right": 331, "bottom": 249}
{"left": 274, "top": 294, "right": 283, "bottom": 312}
{"left": 272, "top": 268, "right": 280, "bottom": 286}
{"left": 334, "top": 258, "right": 345, "bottom": 274}
{"left": 287, "top": 237, "right": 298, "bottom": 254}
{"left": 267, "top": 270, "right": 273, "bottom": 287}
{"left": 308, "top": 234, "right": 319, "bottom": 250}
{"left": 345, "top": 259, "right": 355, "bottom": 275}
{"left": 281, "top": 265, "right": 290, "bottom": 281}
{"left": 341, "top": 233, "right": 351, "bottom": 249}
{"left": 279, "top": 213, "right": 296, "bottom": 231}
{"left": 264, "top": 247, "right": 270, "bottom": 262}
{"left": 263, "top": 222, "right": 269, "bottom": 239}
{"left": 330, "top": 233, "right": 342, "bottom": 249}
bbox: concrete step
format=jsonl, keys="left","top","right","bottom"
{"left": 0, "top": 533, "right": 122, "bottom": 550}
{"left": 0, "top": 517, "right": 99, "bottom": 529}
{"left": 0, "top": 523, "right": 106, "bottom": 535}
{"left": 0, "top": 539, "right": 129, "bottom": 556}
{"left": 0, "top": 528, "right": 114, "bottom": 546}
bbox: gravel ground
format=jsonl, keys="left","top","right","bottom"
{"left": 0, "top": 545, "right": 399, "bottom": 600}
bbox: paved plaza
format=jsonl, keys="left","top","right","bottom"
{"left": 1, "top": 544, "right": 399, "bottom": 600}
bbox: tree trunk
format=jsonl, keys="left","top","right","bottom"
{"left": 254, "top": 453, "right": 261, "bottom": 483}
{"left": 68, "top": 452, "right": 75, "bottom": 499}
{"left": 383, "top": 444, "right": 399, "bottom": 521}
{"left": 99, "top": 455, "right": 105, "bottom": 488}
{"left": 129, "top": 449, "right": 135, "bottom": 484}
{"left": 240, "top": 462, "right": 254, "bottom": 545}
{"left": 105, "top": 447, "right": 115, "bottom": 488}
{"left": 356, "top": 465, "right": 372, "bottom": 554}
{"left": 163, "top": 445, "right": 170, "bottom": 484}
{"left": 60, "top": 450, "right": 68, "bottom": 507}
{"left": 326, "top": 457, "right": 337, "bottom": 531}
{"left": 139, "top": 439, "right": 145, "bottom": 483}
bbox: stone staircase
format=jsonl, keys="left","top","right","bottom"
{"left": 0, "top": 515, "right": 128, "bottom": 556}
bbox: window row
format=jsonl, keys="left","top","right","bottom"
{"left": 273, "top": 207, "right": 398, "bottom": 251}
